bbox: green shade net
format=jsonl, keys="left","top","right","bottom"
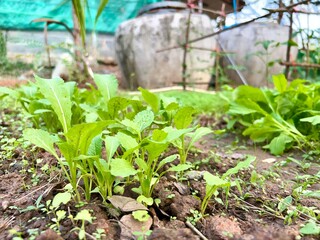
{"left": 0, "top": 0, "right": 161, "bottom": 34}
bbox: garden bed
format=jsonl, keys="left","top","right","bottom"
{"left": 0, "top": 75, "right": 320, "bottom": 240}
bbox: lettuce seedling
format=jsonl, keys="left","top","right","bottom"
{"left": 201, "top": 155, "right": 256, "bottom": 215}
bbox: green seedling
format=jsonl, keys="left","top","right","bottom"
{"left": 300, "top": 220, "right": 320, "bottom": 236}
{"left": 72, "top": 209, "right": 93, "bottom": 240}
{"left": 133, "top": 230, "right": 153, "bottom": 240}
{"left": 40, "top": 191, "right": 72, "bottom": 233}
{"left": 93, "top": 135, "right": 137, "bottom": 202}
{"left": 110, "top": 107, "right": 194, "bottom": 204}
{"left": 93, "top": 229, "right": 106, "bottom": 240}
{"left": 132, "top": 210, "right": 150, "bottom": 222}
{"left": 9, "top": 195, "right": 44, "bottom": 213}
{"left": 8, "top": 228, "right": 23, "bottom": 240}
{"left": 186, "top": 209, "right": 203, "bottom": 226}
{"left": 201, "top": 155, "right": 255, "bottom": 215}
{"left": 172, "top": 106, "right": 213, "bottom": 164}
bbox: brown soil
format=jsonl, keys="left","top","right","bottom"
{"left": 1, "top": 129, "right": 319, "bottom": 239}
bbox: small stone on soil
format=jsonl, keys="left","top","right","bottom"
{"left": 148, "top": 228, "right": 200, "bottom": 240}
{"left": 120, "top": 214, "right": 153, "bottom": 239}
{"left": 199, "top": 215, "right": 242, "bottom": 240}
{"left": 1, "top": 200, "right": 10, "bottom": 210}
{"left": 36, "top": 229, "right": 64, "bottom": 240}
{"left": 165, "top": 219, "right": 186, "bottom": 229}
{"left": 170, "top": 192, "right": 200, "bottom": 220}
{"left": 173, "top": 182, "right": 190, "bottom": 195}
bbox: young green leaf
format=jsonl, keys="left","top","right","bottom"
{"left": 133, "top": 110, "right": 154, "bottom": 132}
{"left": 300, "top": 221, "right": 320, "bottom": 235}
{"left": 268, "top": 134, "right": 293, "bottom": 155}
{"left": 0, "top": 86, "right": 19, "bottom": 99}
{"left": 300, "top": 116, "right": 320, "bottom": 125}
{"left": 107, "top": 96, "right": 130, "bottom": 119}
{"left": 137, "top": 195, "right": 154, "bottom": 206}
{"left": 35, "top": 75, "right": 72, "bottom": 133}
{"left": 57, "top": 142, "right": 76, "bottom": 162}
{"left": 94, "top": 74, "right": 118, "bottom": 104}
{"left": 167, "top": 164, "right": 192, "bottom": 172}
{"left": 95, "top": 158, "right": 109, "bottom": 173}
{"left": 135, "top": 158, "right": 148, "bottom": 172}
{"left": 278, "top": 196, "right": 292, "bottom": 213}
{"left": 110, "top": 158, "right": 137, "bottom": 177}
{"left": 115, "top": 132, "right": 139, "bottom": 153}
{"left": 186, "top": 127, "right": 212, "bottom": 149}
{"left": 157, "top": 154, "right": 179, "bottom": 171}
{"left": 105, "top": 136, "right": 120, "bottom": 160}
{"left": 23, "top": 128, "right": 58, "bottom": 158}
{"left": 273, "top": 74, "right": 287, "bottom": 93}
{"left": 163, "top": 126, "right": 195, "bottom": 142}
{"left": 56, "top": 210, "right": 66, "bottom": 221}
{"left": 87, "top": 135, "right": 103, "bottom": 156}
{"left": 174, "top": 106, "right": 196, "bottom": 129}
{"left": 145, "top": 141, "right": 169, "bottom": 161}
{"left": 203, "top": 172, "right": 230, "bottom": 192}
{"left": 229, "top": 99, "right": 268, "bottom": 116}
{"left": 132, "top": 210, "right": 150, "bottom": 222}
{"left": 302, "top": 191, "right": 320, "bottom": 199}
{"left": 222, "top": 155, "right": 256, "bottom": 178}
{"left": 121, "top": 119, "right": 140, "bottom": 133}
{"left": 52, "top": 192, "right": 72, "bottom": 209}
{"left": 233, "top": 85, "right": 266, "bottom": 103}
{"left": 66, "top": 121, "right": 110, "bottom": 155}
{"left": 74, "top": 209, "right": 93, "bottom": 223}
{"left": 151, "top": 129, "right": 168, "bottom": 142}
{"left": 65, "top": 81, "right": 76, "bottom": 96}
{"left": 138, "top": 87, "right": 159, "bottom": 113}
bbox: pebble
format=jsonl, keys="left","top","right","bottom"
{"left": 1, "top": 200, "right": 10, "bottom": 210}
{"left": 184, "top": 170, "right": 205, "bottom": 180}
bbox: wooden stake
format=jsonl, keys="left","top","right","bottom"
{"left": 182, "top": 9, "right": 192, "bottom": 91}
{"left": 284, "top": 0, "right": 294, "bottom": 79}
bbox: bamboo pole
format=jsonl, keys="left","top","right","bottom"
{"left": 284, "top": 0, "right": 294, "bottom": 79}
{"left": 181, "top": 9, "right": 192, "bottom": 90}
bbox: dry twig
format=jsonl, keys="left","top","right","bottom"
{"left": 0, "top": 216, "right": 15, "bottom": 233}
{"left": 186, "top": 221, "right": 208, "bottom": 240}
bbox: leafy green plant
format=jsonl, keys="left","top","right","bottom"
{"left": 201, "top": 155, "right": 255, "bottom": 215}
{"left": 111, "top": 116, "right": 193, "bottom": 204}
{"left": 40, "top": 191, "right": 72, "bottom": 233}
{"left": 71, "top": 209, "right": 93, "bottom": 240}
{"left": 17, "top": 74, "right": 209, "bottom": 205}
{"left": 92, "top": 135, "right": 137, "bottom": 202}
{"left": 93, "top": 229, "right": 106, "bottom": 240}
{"left": 0, "top": 74, "right": 119, "bottom": 133}
{"left": 213, "top": 74, "right": 320, "bottom": 155}
{"left": 104, "top": 89, "right": 210, "bottom": 204}
{"left": 133, "top": 230, "right": 153, "bottom": 240}
{"left": 159, "top": 90, "right": 220, "bottom": 113}
{"left": 186, "top": 209, "right": 203, "bottom": 226}
{"left": 1, "top": 79, "right": 73, "bottom": 133}
{"left": 20, "top": 75, "right": 118, "bottom": 201}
